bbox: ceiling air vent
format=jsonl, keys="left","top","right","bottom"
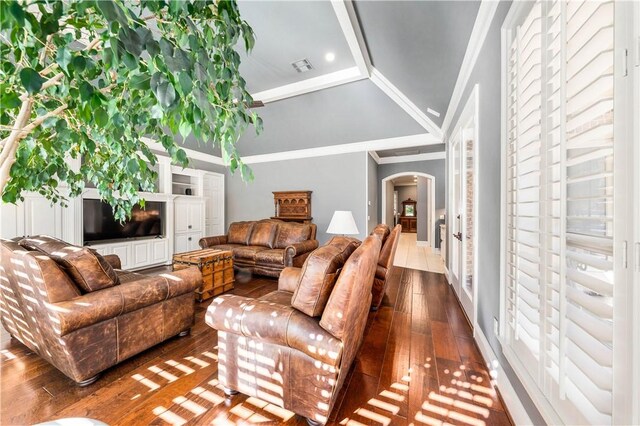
{"left": 291, "top": 58, "right": 313, "bottom": 73}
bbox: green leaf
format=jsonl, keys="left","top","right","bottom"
{"left": 56, "top": 46, "right": 72, "bottom": 71}
{"left": 9, "top": 1, "right": 25, "bottom": 27}
{"left": 95, "top": 107, "right": 109, "bottom": 127}
{"left": 1, "top": 91, "right": 21, "bottom": 109}
{"left": 178, "top": 72, "right": 192, "bottom": 95}
{"left": 127, "top": 158, "right": 139, "bottom": 173}
{"left": 155, "top": 81, "right": 176, "bottom": 109}
{"left": 71, "top": 55, "right": 86, "bottom": 73}
{"left": 79, "top": 81, "right": 94, "bottom": 101}
{"left": 130, "top": 74, "right": 151, "bottom": 90}
{"left": 179, "top": 121, "right": 191, "bottom": 138}
{"left": 175, "top": 148, "right": 188, "bottom": 165}
{"left": 19, "top": 68, "right": 45, "bottom": 94}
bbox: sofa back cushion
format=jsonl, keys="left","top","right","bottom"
{"left": 274, "top": 222, "right": 312, "bottom": 249}
{"left": 1, "top": 239, "right": 81, "bottom": 303}
{"left": 291, "top": 237, "right": 360, "bottom": 317}
{"left": 371, "top": 224, "right": 390, "bottom": 242}
{"left": 320, "top": 235, "right": 381, "bottom": 340}
{"left": 227, "top": 221, "right": 255, "bottom": 245}
{"left": 379, "top": 224, "right": 402, "bottom": 269}
{"left": 19, "top": 235, "right": 119, "bottom": 293}
{"left": 249, "top": 221, "right": 279, "bottom": 248}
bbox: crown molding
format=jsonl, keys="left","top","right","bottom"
{"left": 377, "top": 151, "right": 446, "bottom": 165}
{"left": 370, "top": 68, "right": 443, "bottom": 140}
{"left": 331, "top": 0, "right": 372, "bottom": 76}
{"left": 441, "top": 0, "right": 500, "bottom": 137}
{"left": 241, "top": 133, "right": 439, "bottom": 165}
{"left": 251, "top": 66, "right": 366, "bottom": 104}
{"left": 368, "top": 150, "right": 381, "bottom": 164}
{"left": 141, "top": 137, "right": 225, "bottom": 166}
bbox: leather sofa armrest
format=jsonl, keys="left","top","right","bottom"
{"left": 103, "top": 254, "right": 121, "bottom": 270}
{"left": 284, "top": 240, "right": 319, "bottom": 266}
{"left": 199, "top": 235, "right": 227, "bottom": 249}
{"left": 51, "top": 267, "right": 201, "bottom": 337}
{"left": 278, "top": 267, "right": 301, "bottom": 292}
{"left": 206, "top": 294, "right": 342, "bottom": 366}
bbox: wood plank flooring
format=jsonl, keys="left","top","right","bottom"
{"left": 0, "top": 267, "right": 511, "bottom": 425}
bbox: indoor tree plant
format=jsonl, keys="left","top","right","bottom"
{"left": 0, "top": 0, "right": 261, "bottom": 220}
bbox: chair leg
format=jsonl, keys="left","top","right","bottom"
{"left": 76, "top": 374, "right": 100, "bottom": 387}
{"left": 306, "top": 418, "right": 323, "bottom": 426}
{"left": 224, "top": 387, "right": 239, "bottom": 397}
{"left": 178, "top": 329, "right": 190, "bottom": 337}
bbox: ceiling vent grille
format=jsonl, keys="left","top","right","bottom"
{"left": 291, "top": 58, "right": 313, "bottom": 73}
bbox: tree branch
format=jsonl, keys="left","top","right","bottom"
{"left": 0, "top": 99, "right": 34, "bottom": 193}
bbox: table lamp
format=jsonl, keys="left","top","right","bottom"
{"left": 326, "top": 210, "right": 359, "bottom": 236}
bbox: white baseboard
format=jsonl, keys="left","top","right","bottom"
{"left": 474, "top": 327, "right": 534, "bottom": 425}
{"left": 416, "top": 240, "right": 429, "bottom": 247}
{"left": 443, "top": 266, "right": 450, "bottom": 283}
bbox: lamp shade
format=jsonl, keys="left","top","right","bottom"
{"left": 326, "top": 210, "right": 359, "bottom": 235}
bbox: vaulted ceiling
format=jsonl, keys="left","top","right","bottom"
{"left": 180, "top": 1, "right": 481, "bottom": 162}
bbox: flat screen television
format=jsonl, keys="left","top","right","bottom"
{"left": 83, "top": 199, "right": 165, "bottom": 244}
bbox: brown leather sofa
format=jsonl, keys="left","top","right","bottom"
{"left": 199, "top": 219, "right": 319, "bottom": 278}
{"left": 0, "top": 236, "right": 201, "bottom": 386}
{"left": 206, "top": 235, "right": 381, "bottom": 425}
{"left": 370, "top": 224, "right": 402, "bottom": 310}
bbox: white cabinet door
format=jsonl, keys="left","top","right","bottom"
{"left": 175, "top": 234, "right": 189, "bottom": 254}
{"left": 0, "top": 203, "right": 23, "bottom": 239}
{"left": 188, "top": 202, "right": 203, "bottom": 232}
{"left": 174, "top": 201, "right": 190, "bottom": 233}
{"left": 152, "top": 239, "right": 169, "bottom": 264}
{"left": 203, "top": 173, "right": 224, "bottom": 236}
{"left": 132, "top": 241, "right": 150, "bottom": 268}
{"left": 110, "top": 243, "right": 131, "bottom": 270}
{"left": 24, "top": 196, "right": 63, "bottom": 238}
{"left": 188, "top": 232, "right": 202, "bottom": 251}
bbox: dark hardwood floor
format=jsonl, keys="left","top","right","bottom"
{"left": 0, "top": 267, "right": 512, "bottom": 425}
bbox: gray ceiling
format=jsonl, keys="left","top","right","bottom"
{"left": 237, "top": 1, "right": 355, "bottom": 93}
{"left": 376, "top": 143, "right": 445, "bottom": 158}
{"left": 354, "top": 1, "right": 480, "bottom": 127}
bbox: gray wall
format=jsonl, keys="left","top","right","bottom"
{"left": 225, "top": 152, "right": 367, "bottom": 244}
{"left": 395, "top": 185, "right": 416, "bottom": 206}
{"left": 367, "top": 153, "right": 379, "bottom": 233}
{"left": 443, "top": 1, "right": 544, "bottom": 423}
{"left": 417, "top": 177, "right": 428, "bottom": 241}
{"left": 385, "top": 181, "right": 394, "bottom": 228}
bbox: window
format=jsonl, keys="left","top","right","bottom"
{"left": 501, "top": 1, "right": 635, "bottom": 424}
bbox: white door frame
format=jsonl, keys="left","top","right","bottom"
{"left": 448, "top": 84, "right": 479, "bottom": 331}
{"left": 381, "top": 172, "right": 436, "bottom": 247}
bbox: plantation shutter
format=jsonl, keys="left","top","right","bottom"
{"left": 504, "top": 1, "right": 617, "bottom": 424}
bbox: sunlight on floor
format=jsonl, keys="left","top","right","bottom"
{"left": 393, "top": 233, "right": 445, "bottom": 273}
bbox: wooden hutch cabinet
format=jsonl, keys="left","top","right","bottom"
{"left": 400, "top": 198, "right": 417, "bottom": 233}
{"left": 271, "top": 191, "right": 313, "bottom": 224}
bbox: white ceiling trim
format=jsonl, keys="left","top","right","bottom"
{"left": 251, "top": 66, "right": 366, "bottom": 103}
{"left": 377, "top": 151, "right": 446, "bottom": 164}
{"left": 142, "top": 137, "right": 225, "bottom": 166}
{"left": 370, "top": 68, "right": 443, "bottom": 140}
{"left": 331, "top": 0, "right": 372, "bottom": 76}
{"left": 368, "top": 150, "right": 381, "bottom": 164}
{"left": 440, "top": 0, "right": 500, "bottom": 137}
{"left": 241, "top": 133, "right": 439, "bottom": 165}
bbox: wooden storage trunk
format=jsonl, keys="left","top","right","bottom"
{"left": 172, "top": 249, "right": 234, "bottom": 302}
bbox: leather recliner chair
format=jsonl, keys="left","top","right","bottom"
{"left": 0, "top": 236, "right": 202, "bottom": 385}
{"left": 205, "top": 235, "right": 381, "bottom": 425}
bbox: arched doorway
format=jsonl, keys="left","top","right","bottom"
{"left": 381, "top": 172, "right": 436, "bottom": 247}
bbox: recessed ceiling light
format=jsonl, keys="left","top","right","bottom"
{"left": 413, "top": 175, "right": 417, "bottom": 178}
{"left": 325, "top": 52, "right": 335, "bottom": 62}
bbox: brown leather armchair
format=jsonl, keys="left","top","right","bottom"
{"left": 206, "top": 235, "right": 380, "bottom": 425}
{"left": 199, "top": 219, "right": 318, "bottom": 277}
{"left": 0, "top": 237, "right": 202, "bottom": 385}
{"left": 370, "top": 224, "right": 402, "bottom": 310}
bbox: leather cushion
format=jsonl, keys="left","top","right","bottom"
{"left": 255, "top": 249, "right": 286, "bottom": 266}
{"left": 227, "top": 221, "right": 255, "bottom": 245}
{"left": 248, "top": 221, "right": 278, "bottom": 248}
{"left": 19, "top": 235, "right": 119, "bottom": 293}
{"left": 233, "top": 246, "right": 268, "bottom": 261}
{"left": 274, "top": 223, "right": 312, "bottom": 249}
{"left": 259, "top": 290, "right": 293, "bottom": 306}
{"left": 291, "top": 238, "right": 359, "bottom": 317}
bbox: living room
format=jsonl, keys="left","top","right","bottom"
{"left": 1, "top": 1, "right": 639, "bottom": 425}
